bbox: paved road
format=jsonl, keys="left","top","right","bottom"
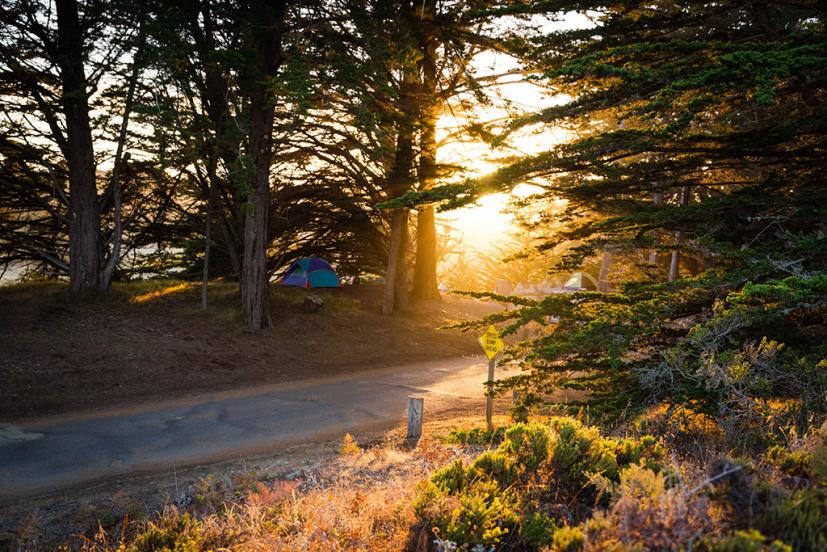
{"left": 0, "top": 356, "right": 507, "bottom": 502}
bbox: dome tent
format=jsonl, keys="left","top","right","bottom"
{"left": 562, "top": 271, "right": 598, "bottom": 291}
{"left": 280, "top": 258, "right": 340, "bottom": 289}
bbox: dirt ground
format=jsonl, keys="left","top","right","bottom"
{"left": 0, "top": 281, "right": 498, "bottom": 421}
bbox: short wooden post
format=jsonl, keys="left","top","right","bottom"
{"left": 512, "top": 389, "right": 520, "bottom": 404}
{"left": 407, "top": 395, "right": 424, "bottom": 443}
{"left": 486, "top": 358, "right": 496, "bottom": 431}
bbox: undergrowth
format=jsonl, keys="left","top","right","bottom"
{"left": 417, "top": 417, "right": 827, "bottom": 551}
{"left": 6, "top": 417, "right": 827, "bottom": 551}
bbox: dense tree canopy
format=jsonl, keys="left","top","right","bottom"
{"left": 427, "top": 0, "right": 827, "bottom": 430}
{"left": 0, "top": 0, "right": 529, "bottom": 323}
{"left": 1, "top": 0, "right": 825, "bottom": 412}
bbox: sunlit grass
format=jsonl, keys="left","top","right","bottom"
{"left": 130, "top": 282, "right": 197, "bottom": 303}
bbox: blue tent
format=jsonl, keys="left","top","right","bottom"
{"left": 280, "top": 258, "right": 340, "bottom": 288}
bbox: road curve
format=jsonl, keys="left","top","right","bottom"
{"left": 0, "top": 355, "right": 508, "bottom": 502}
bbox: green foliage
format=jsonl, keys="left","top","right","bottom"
{"left": 499, "top": 422, "right": 552, "bottom": 473}
{"left": 549, "top": 417, "right": 622, "bottom": 486}
{"left": 414, "top": 418, "right": 665, "bottom": 549}
{"left": 466, "top": 450, "right": 516, "bottom": 487}
{"left": 549, "top": 525, "right": 585, "bottom": 552}
{"left": 382, "top": 2, "right": 827, "bottom": 452}
{"left": 709, "top": 530, "right": 792, "bottom": 552}
{"left": 519, "top": 511, "right": 560, "bottom": 547}
{"left": 432, "top": 459, "right": 468, "bottom": 494}
{"left": 764, "top": 446, "right": 811, "bottom": 478}
{"left": 444, "top": 426, "right": 507, "bottom": 447}
{"left": 758, "top": 489, "right": 827, "bottom": 551}
{"left": 339, "top": 433, "right": 361, "bottom": 456}
{"left": 441, "top": 486, "right": 519, "bottom": 547}
{"left": 126, "top": 510, "right": 204, "bottom": 552}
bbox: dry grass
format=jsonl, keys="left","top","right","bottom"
{"left": 1, "top": 417, "right": 497, "bottom": 552}
{"left": 5, "top": 414, "right": 825, "bottom": 551}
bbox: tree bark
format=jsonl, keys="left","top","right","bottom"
{"left": 240, "top": 0, "right": 286, "bottom": 330}
{"left": 648, "top": 188, "right": 663, "bottom": 266}
{"left": 597, "top": 247, "right": 613, "bottom": 292}
{"left": 411, "top": 6, "right": 441, "bottom": 303}
{"left": 668, "top": 186, "right": 690, "bottom": 282}
{"left": 381, "top": 75, "right": 416, "bottom": 315}
{"left": 57, "top": 0, "right": 100, "bottom": 291}
{"left": 383, "top": 208, "right": 409, "bottom": 314}
{"left": 192, "top": 0, "right": 243, "bottom": 279}
{"left": 101, "top": 10, "right": 145, "bottom": 290}
{"left": 412, "top": 205, "right": 439, "bottom": 300}
{"left": 395, "top": 209, "right": 410, "bottom": 310}
{"left": 202, "top": 179, "right": 215, "bottom": 311}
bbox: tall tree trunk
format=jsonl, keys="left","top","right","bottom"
{"left": 395, "top": 210, "right": 410, "bottom": 310}
{"left": 101, "top": 11, "right": 145, "bottom": 290}
{"left": 240, "top": 0, "right": 286, "bottom": 330}
{"left": 411, "top": 6, "right": 441, "bottom": 303}
{"left": 202, "top": 179, "right": 215, "bottom": 311}
{"left": 412, "top": 205, "right": 439, "bottom": 300}
{"left": 667, "top": 246, "right": 680, "bottom": 281}
{"left": 57, "top": 0, "right": 100, "bottom": 291}
{"left": 193, "top": 0, "right": 242, "bottom": 281}
{"left": 381, "top": 78, "right": 416, "bottom": 315}
{"left": 597, "top": 247, "right": 613, "bottom": 292}
{"left": 648, "top": 188, "right": 663, "bottom": 266}
{"left": 668, "top": 187, "right": 690, "bottom": 282}
{"left": 241, "top": 117, "right": 272, "bottom": 330}
{"left": 383, "top": 208, "right": 408, "bottom": 314}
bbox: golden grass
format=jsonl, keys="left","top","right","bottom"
{"left": 130, "top": 282, "right": 198, "bottom": 303}
{"left": 71, "top": 437, "right": 464, "bottom": 552}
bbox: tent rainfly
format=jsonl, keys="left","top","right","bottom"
{"left": 280, "top": 258, "right": 340, "bottom": 289}
{"left": 563, "top": 272, "right": 598, "bottom": 291}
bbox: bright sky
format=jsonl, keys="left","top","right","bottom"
{"left": 434, "top": 61, "right": 568, "bottom": 253}
{"left": 434, "top": 11, "right": 595, "bottom": 254}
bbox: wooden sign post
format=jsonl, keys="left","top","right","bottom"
{"left": 486, "top": 357, "right": 496, "bottom": 431}
{"left": 478, "top": 325, "right": 504, "bottom": 432}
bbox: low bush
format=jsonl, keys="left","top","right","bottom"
{"left": 709, "top": 529, "right": 792, "bottom": 552}
{"left": 581, "top": 464, "right": 713, "bottom": 551}
{"left": 413, "top": 417, "right": 665, "bottom": 550}
{"left": 758, "top": 489, "right": 827, "bottom": 551}
{"left": 444, "top": 426, "right": 508, "bottom": 447}
{"left": 126, "top": 510, "right": 204, "bottom": 552}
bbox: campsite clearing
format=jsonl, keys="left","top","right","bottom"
{"left": 0, "top": 281, "right": 496, "bottom": 421}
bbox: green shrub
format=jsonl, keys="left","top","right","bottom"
{"left": 519, "top": 511, "right": 559, "bottom": 546}
{"left": 764, "top": 445, "right": 810, "bottom": 477}
{"left": 432, "top": 459, "right": 467, "bottom": 493}
{"left": 550, "top": 525, "right": 584, "bottom": 552}
{"left": 466, "top": 449, "right": 516, "bottom": 486}
{"left": 340, "top": 433, "right": 361, "bottom": 456}
{"left": 499, "top": 422, "right": 552, "bottom": 473}
{"left": 412, "top": 481, "right": 458, "bottom": 532}
{"left": 414, "top": 417, "right": 667, "bottom": 550}
{"left": 549, "top": 417, "right": 621, "bottom": 485}
{"left": 710, "top": 529, "right": 792, "bottom": 552}
{"left": 615, "top": 434, "right": 664, "bottom": 471}
{"left": 127, "top": 510, "right": 204, "bottom": 552}
{"left": 439, "top": 485, "right": 519, "bottom": 547}
{"left": 445, "top": 426, "right": 507, "bottom": 447}
{"left": 810, "top": 422, "right": 827, "bottom": 484}
{"left": 758, "top": 489, "right": 827, "bottom": 551}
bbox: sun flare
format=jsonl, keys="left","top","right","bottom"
{"left": 438, "top": 184, "right": 544, "bottom": 253}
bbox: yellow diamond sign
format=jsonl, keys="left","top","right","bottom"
{"left": 478, "top": 325, "right": 504, "bottom": 360}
